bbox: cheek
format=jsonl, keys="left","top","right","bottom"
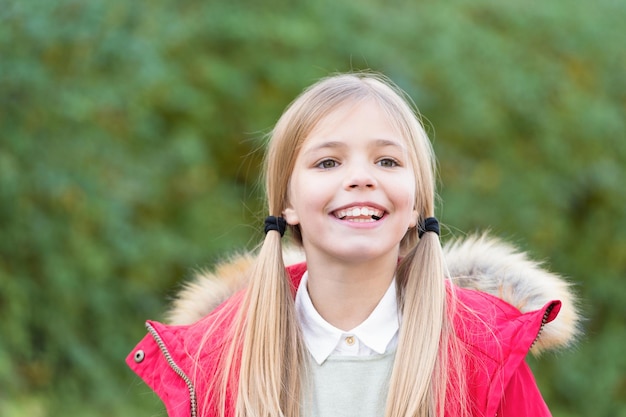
{"left": 284, "top": 173, "right": 331, "bottom": 225}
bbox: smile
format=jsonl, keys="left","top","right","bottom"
{"left": 333, "top": 206, "right": 385, "bottom": 222}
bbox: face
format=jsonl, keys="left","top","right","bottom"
{"left": 283, "top": 99, "right": 418, "bottom": 266}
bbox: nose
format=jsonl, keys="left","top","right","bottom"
{"left": 344, "top": 161, "right": 377, "bottom": 190}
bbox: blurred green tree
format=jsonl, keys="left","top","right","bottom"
{"left": 1, "top": 0, "right": 623, "bottom": 416}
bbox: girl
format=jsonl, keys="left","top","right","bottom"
{"left": 127, "top": 73, "right": 579, "bottom": 417}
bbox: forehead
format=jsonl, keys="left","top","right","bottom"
{"left": 300, "top": 99, "right": 408, "bottom": 149}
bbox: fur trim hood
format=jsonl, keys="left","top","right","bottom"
{"left": 166, "top": 234, "right": 580, "bottom": 355}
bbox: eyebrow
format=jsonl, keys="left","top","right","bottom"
{"left": 304, "top": 138, "right": 407, "bottom": 153}
{"left": 304, "top": 141, "right": 345, "bottom": 152}
{"left": 372, "top": 138, "right": 407, "bottom": 152}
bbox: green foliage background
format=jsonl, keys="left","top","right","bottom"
{"left": 1, "top": 0, "right": 624, "bottom": 416}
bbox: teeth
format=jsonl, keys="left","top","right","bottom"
{"left": 334, "top": 206, "right": 383, "bottom": 221}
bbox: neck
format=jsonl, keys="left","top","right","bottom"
{"left": 304, "top": 252, "right": 398, "bottom": 331}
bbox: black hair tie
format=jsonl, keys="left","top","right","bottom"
{"left": 264, "top": 216, "right": 287, "bottom": 237}
{"left": 418, "top": 217, "right": 440, "bottom": 238}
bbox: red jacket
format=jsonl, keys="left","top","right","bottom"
{"left": 127, "top": 236, "right": 579, "bottom": 417}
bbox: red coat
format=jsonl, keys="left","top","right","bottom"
{"left": 127, "top": 258, "right": 564, "bottom": 417}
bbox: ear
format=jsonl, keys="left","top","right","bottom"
{"left": 408, "top": 209, "right": 418, "bottom": 229}
{"left": 282, "top": 205, "right": 300, "bottom": 226}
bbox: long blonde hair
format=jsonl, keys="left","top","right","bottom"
{"left": 207, "top": 72, "right": 467, "bottom": 417}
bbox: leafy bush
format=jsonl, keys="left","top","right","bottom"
{"left": 1, "top": 0, "right": 623, "bottom": 415}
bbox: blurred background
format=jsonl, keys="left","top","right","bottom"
{"left": 1, "top": 0, "right": 624, "bottom": 416}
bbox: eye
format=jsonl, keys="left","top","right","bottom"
{"left": 316, "top": 159, "right": 339, "bottom": 169}
{"left": 377, "top": 158, "right": 399, "bottom": 168}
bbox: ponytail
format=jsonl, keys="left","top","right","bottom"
{"left": 386, "top": 231, "right": 447, "bottom": 416}
{"left": 386, "top": 228, "right": 469, "bottom": 417}
{"left": 223, "top": 228, "right": 305, "bottom": 417}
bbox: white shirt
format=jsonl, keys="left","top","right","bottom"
{"left": 295, "top": 271, "right": 400, "bottom": 365}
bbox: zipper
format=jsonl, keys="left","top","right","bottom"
{"left": 146, "top": 322, "right": 198, "bottom": 417}
{"left": 530, "top": 302, "right": 556, "bottom": 349}
{"left": 494, "top": 304, "right": 556, "bottom": 417}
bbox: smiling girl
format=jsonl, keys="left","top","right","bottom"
{"left": 127, "top": 73, "right": 579, "bottom": 417}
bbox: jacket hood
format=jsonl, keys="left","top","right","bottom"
{"left": 165, "top": 234, "right": 580, "bottom": 355}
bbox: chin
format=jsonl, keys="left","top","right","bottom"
{"left": 330, "top": 246, "right": 398, "bottom": 263}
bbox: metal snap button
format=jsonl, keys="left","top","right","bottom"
{"left": 134, "top": 349, "right": 145, "bottom": 363}
{"left": 345, "top": 336, "right": 355, "bottom": 346}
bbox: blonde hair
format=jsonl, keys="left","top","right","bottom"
{"left": 206, "top": 72, "right": 468, "bottom": 417}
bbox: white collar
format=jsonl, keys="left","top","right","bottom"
{"left": 295, "top": 271, "right": 400, "bottom": 365}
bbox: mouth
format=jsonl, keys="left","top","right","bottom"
{"left": 332, "top": 206, "right": 385, "bottom": 222}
